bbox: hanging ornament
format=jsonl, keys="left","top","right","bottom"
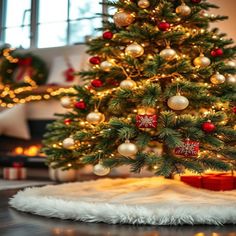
{"left": 125, "top": 42, "right": 144, "bottom": 58}
{"left": 211, "top": 48, "right": 223, "bottom": 57}
{"left": 63, "top": 67, "right": 75, "bottom": 82}
{"left": 118, "top": 140, "right": 138, "bottom": 158}
{"left": 193, "top": 54, "right": 211, "bottom": 68}
{"left": 62, "top": 137, "right": 75, "bottom": 149}
{"left": 102, "top": 31, "right": 113, "bottom": 40}
{"left": 137, "top": 0, "right": 150, "bottom": 9}
{"left": 113, "top": 11, "right": 135, "bottom": 27}
{"left": 100, "top": 61, "right": 113, "bottom": 72}
{"left": 158, "top": 21, "right": 170, "bottom": 31}
{"left": 60, "top": 96, "right": 73, "bottom": 108}
{"left": 91, "top": 79, "right": 103, "bottom": 88}
{"left": 210, "top": 72, "right": 225, "bottom": 85}
{"left": 64, "top": 118, "right": 72, "bottom": 125}
{"left": 120, "top": 78, "right": 136, "bottom": 89}
{"left": 160, "top": 46, "right": 177, "bottom": 61}
{"left": 232, "top": 107, "right": 236, "bottom": 114}
{"left": 74, "top": 100, "right": 86, "bottom": 110}
{"left": 175, "top": 3, "right": 191, "bottom": 17}
{"left": 89, "top": 56, "right": 101, "bottom": 65}
{"left": 191, "top": 0, "right": 201, "bottom": 3}
{"left": 226, "top": 74, "right": 236, "bottom": 85}
{"left": 93, "top": 163, "right": 110, "bottom": 176}
{"left": 86, "top": 110, "right": 105, "bottom": 124}
{"left": 175, "top": 139, "right": 199, "bottom": 157}
{"left": 201, "top": 120, "right": 216, "bottom": 133}
{"left": 225, "top": 61, "right": 236, "bottom": 67}
{"left": 167, "top": 93, "right": 189, "bottom": 111}
{"left": 136, "top": 114, "right": 157, "bottom": 128}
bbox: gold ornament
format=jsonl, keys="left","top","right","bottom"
{"left": 113, "top": 11, "right": 134, "bottom": 27}
{"left": 138, "top": 0, "right": 150, "bottom": 9}
{"left": 226, "top": 74, "right": 236, "bottom": 85}
{"left": 160, "top": 46, "right": 177, "bottom": 61}
{"left": 60, "top": 96, "right": 73, "bottom": 108}
{"left": 120, "top": 78, "right": 136, "bottom": 89}
{"left": 62, "top": 137, "right": 75, "bottom": 150}
{"left": 100, "top": 61, "right": 113, "bottom": 72}
{"left": 176, "top": 3, "right": 191, "bottom": 16}
{"left": 118, "top": 140, "right": 138, "bottom": 158}
{"left": 167, "top": 94, "right": 189, "bottom": 111}
{"left": 193, "top": 54, "right": 211, "bottom": 68}
{"left": 86, "top": 110, "right": 105, "bottom": 124}
{"left": 137, "top": 107, "right": 156, "bottom": 115}
{"left": 125, "top": 43, "right": 144, "bottom": 58}
{"left": 225, "top": 61, "right": 236, "bottom": 67}
{"left": 210, "top": 72, "right": 225, "bottom": 85}
{"left": 93, "top": 163, "right": 110, "bottom": 176}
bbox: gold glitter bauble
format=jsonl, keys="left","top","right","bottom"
{"left": 160, "top": 47, "right": 177, "bottom": 61}
{"left": 193, "top": 54, "right": 211, "bottom": 68}
{"left": 167, "top": 94, "right": 189, "bottom": 111}
{"left": 93, "top": 163, "right": 110, "bottom": 176}
{"left": 125, "top": 43, "right": 144, "bottom": 58}
{"left": 117, "top": 140, "right": 138, "bottom": 158}
{"left": 86, "top": 111, "right": 105, "bottom": 124}
{"left": 120, "top": 78, "right": 136, "bottom": 89}
{"left": 176, "top": 3, "right": 191, "bottom": 16}
{"left": 138, "top": 0, "right": 150, "bottom": 9}
{"left": 113, "top": 11, "right": 134, "bottom": 27}
{"left": 210, "top": 73, "right": 225, "bottom": 85}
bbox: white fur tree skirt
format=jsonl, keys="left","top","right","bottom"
{"left": 9, "top": 177, "right": 236, "bottom": 225}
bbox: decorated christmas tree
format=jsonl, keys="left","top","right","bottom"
{"left": 43, "top": 0, "right": 236, "bottom": 177}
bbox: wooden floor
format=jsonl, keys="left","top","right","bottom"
{"left": 0, "top": 188, "right": 236, "bottom": 236}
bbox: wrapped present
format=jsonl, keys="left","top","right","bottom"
{"left": 3, "top": 162, "right": 27, "bottom": 180}
{"left": 175, "top": 139, "right": 199, "bottom": 157}
{"left": 136, "top": 114, "right": 157, "bottom": 128}
{"left": 202, "top": 175, "right": 234, "bottom": 191}
{"left": 180, "top": 176, "right": 202, "bottom": 188}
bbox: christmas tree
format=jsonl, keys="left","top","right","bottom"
{"left": 43, "top": 0, "right": 236, "bottom": 177}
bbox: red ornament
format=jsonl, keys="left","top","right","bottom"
{"left": 91, "top": 79, "right": 103, "bottom": 88}
{"left": 201, "top": 121, "right": 216, "bottom": 133}
{"left": 232, "top": 107, "right": 236, "bottom": 114}
{"left": 136, "top": 115, "right": 157, "bottom": 128}
{"left": 74, "top": 101, "right": 86, "bottom": 110}
{"left": 175, "top": 139, "right": 199, "bottom": 157}
{"left": 103, "top": 31, "right": 113, "bottom": 40}
{"left": 64, "top": 118, "right": 72, "bottom": 125}
{"left": 191, "top": 0, "right": 201, "bottom": 3}
{"left": 89, "top": 56, "right": 101, "bottom": 65}
{"left": 63, "top": 67, "right": 75, "bottom": 82}
{"left": 158, "top": 22, "right": 170, "bottom": 31}
{"left": 211, "top": 48, "right": 223, "bottom": 57}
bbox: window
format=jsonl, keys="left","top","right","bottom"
{"left": 0, "top": 0, "right": 104, "bottom": 49}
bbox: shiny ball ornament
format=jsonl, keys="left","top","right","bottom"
{"left": 160, "top": 47, "right": 177, "bottom": 61}
{"left": 227, "top": 75, "right": 236, "bottom": 85}
{"left": 193, "top": 54, "right": 211, "bottom": 68}
{"left": 176, "top": 3, "right": 191, "bottom": 16}
{"left": 102, "top": 31, "right": 113, "bottom": 39}
{"left": 158, "top": 21, "right": 170, "bottom": 31}
{"left": 100, "top": 61, "right": 113, "bottom": 72}
{"left": 60, "top": 96, "right": 73, "bottom": 108}
{"left": 93, "top": 163, "right": 110, "bottom": 176}
{"left": 64, "top": 118, "right": 72, "bottom": 125}
{"left": 120, "top": 78, "right": 136, "bottom": 89}
{"left": 113, "top": 11, "right": 135, "bottom": 27}
{"left": 62, "top": 137, "right": 75, "bottom": 150}
{"left": 211, "top": 48, "right": 223, "bottom": 57}
{"left": 91, "top": 79, "right": 103, "bottom": 88}
{"left": 89, "top": 56, "right": 101, "bottom": 65}
{"left": 125, "top": 43, "right": 144, "bottom": 58}
{"left": 232, "top": 107, "right": 236, "bottom": 114}
{"left": 201, "top": 121, "right": 216, "bottom": 133}
{"left": 210, "top": 73, "right": 225, "bottom": 85}
{"left": 137, "top": 0, "right": 150, "bottom": 9}
{"left": 225, "top": 61, "right": 236, "bottom": 68}
{"left": 86, "top": 111, "right": 105, "bottom": 124}
{"left": 118, "top": 140, "right": 138, "bottom": 158}
{"left": 191, "top": 0, "right": 201, "bottom": 3}
{"left": 167, "top": 94, "right": 189, "bottom": 111}
{"left": 74, "top": 100, "right": 86, "bottom": 110}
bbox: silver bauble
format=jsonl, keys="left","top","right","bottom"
{"left": 93, "top": 163, "right": 110, "bottom": 176}
{"left": 167, "top": 94, "right": 189, "bottom": 111}
{"left": 117, "top": 140, "right": 138, "bottom": 158}
{"left": 113, "top": 11, "right": 134, "bottom": 27}
{"left": 176, "top": 3, "right": 191, "bottom": 16}
{"left": 227, "top": 75, "right": 236, "bottom": 85}
{"left": 160, "top": 47, "right": 177, "bottom": 61}
{"left": 193, "top": 54, "right": 211, "bottom": 67}
{"left": 86, "top": 111, "right": 105, "bottom": 124}
{"left": 100, "top": 61, "right": 113, "bottom": 72}
{"left": 138, "top": 0, "right": 150, "bottom": 9}
{"left": 125, "top": 43, "right": 144, "bottom": 58}
{"left": 62, "top": 137, "right": 75, "bottom": 149}
{"left": 120, "top": 78, "right": 136, "bottom": 89}
{"left": 60, "top": 96, "right": 72, "bottom": 108}
{"left": 225, "top": 61, "right": 236, "bottom": 68}
{"left": 210, "top": 73, "right": 225, "bottom": 85}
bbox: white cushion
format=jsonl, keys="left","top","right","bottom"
{"left": 0, "top": 104, "right": 30, "bottom": 139}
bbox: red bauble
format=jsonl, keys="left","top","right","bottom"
{"left": 103, "top": 31, "right": 113, "bottom": 40}
{"left": 232, "top": 107, "right": 236, "bottom": 114}
{"left": 74, "top": 101, "right": 86, "bottom": 110}
{"left": 91, "top": 79, "right": 103, "bottom": 88}
{"left": 175, "top": 139, "right": 199, "bottom": 157}
{"left": 201, "top": 121, "right": 216, "bottom": 133}
{"left": 136, "top": 114, "right": 157, "bottom": 128}
{"left": 211, "top": 48, "right": 223, "bottom": 57}
{"left": 89, "top": 56, "right": 101, "bottom": 65}
{"left": 64, "top": 118, "right": 72, "bottom": 125}
{"left": 191, "top": 0, "right": 201, "bottom": 3}
{"left": 158, "top": 22, "right": 170, "bottom": 31}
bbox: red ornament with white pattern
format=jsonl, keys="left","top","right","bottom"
{"left": 136, "top": 114, "right": 157, "bottom": 128}
{"left": 175, "top": 139, "right": 199, "bottom": 157}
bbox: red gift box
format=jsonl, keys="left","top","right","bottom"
{"left": 3, "top": 162, "right": 27, "bottom": 180}
{"left": 181, "top": 176, "right": 202, "bottom": 188}
{"left": 136, "top": 115, "right": 157, "bottom": 128}
{"left": 202, "top": 175, "right": 234, "bottom": 191}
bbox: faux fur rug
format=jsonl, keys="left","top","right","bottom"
{"left": 9, "top": 177, "right": 236, "bottom": 225}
